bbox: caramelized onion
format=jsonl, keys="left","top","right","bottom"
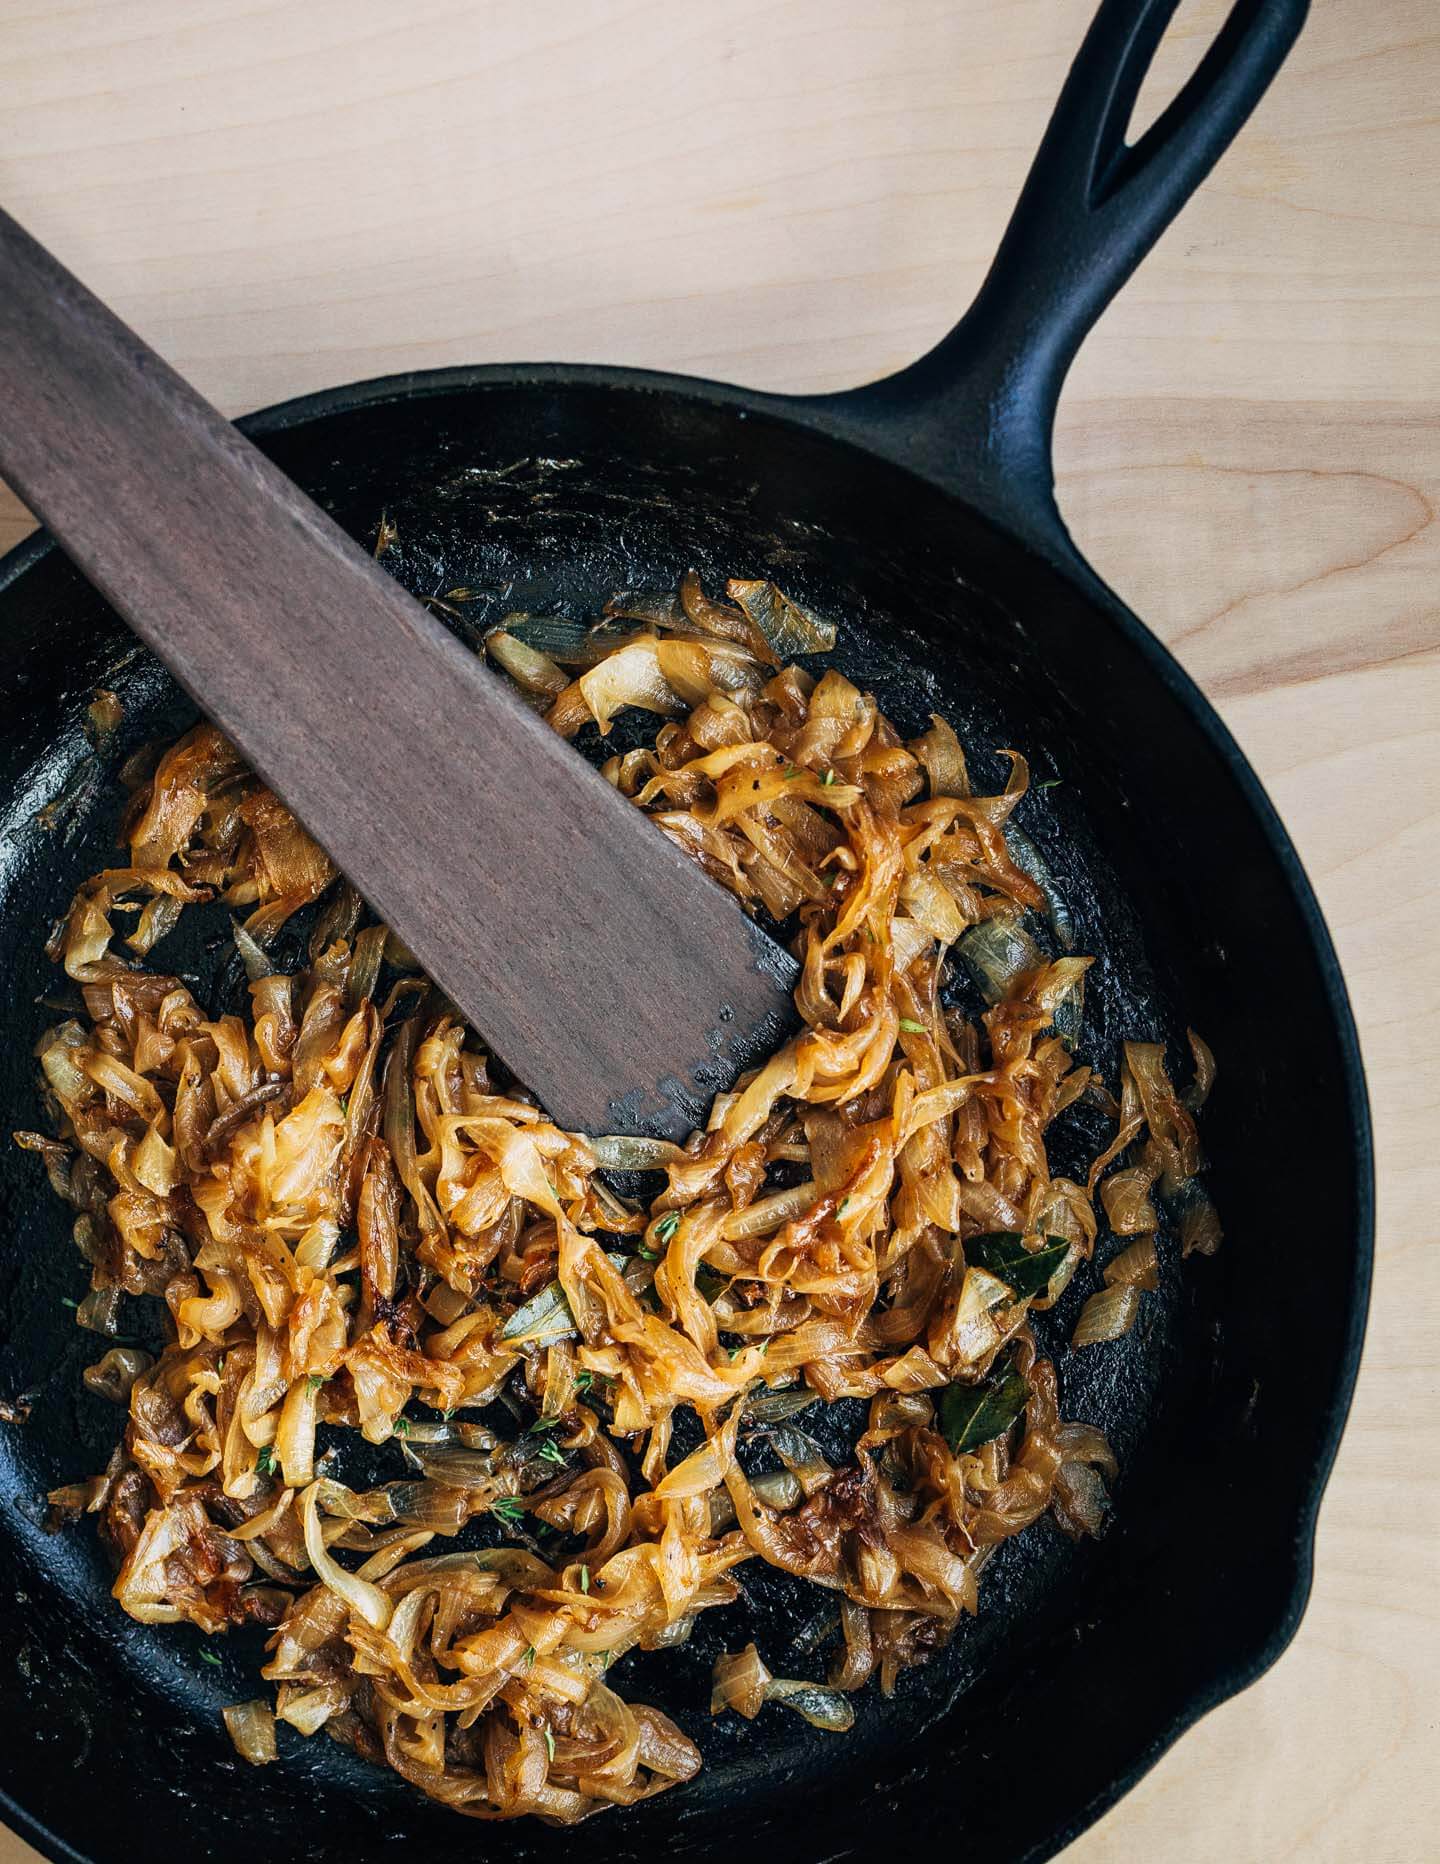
{"left": 223, "top": 1699, "right": 278, "bottom": 1766}
{"left": 1071, "top": 1284, "right": 1143, "bottom": 1348}
{"left": 21, "top": 570, "right": 1217, "bottom": 1827}
{"left": 83, "top": 1346, "right": 153, "bottom": 1404}
{"left": 710, "top": 1642, "right": 772, "bottom": 1718}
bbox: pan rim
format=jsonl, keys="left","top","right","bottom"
{"left": 0, "top": 359, "right": 1375, "bottom": 1864}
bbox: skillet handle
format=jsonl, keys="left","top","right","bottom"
{"left": 804, "top": 0, "right": 1309, "bottom": 556}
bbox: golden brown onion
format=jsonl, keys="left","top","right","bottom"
{"left": 20, "top": 571, "right": 1218, "bottom": 1826}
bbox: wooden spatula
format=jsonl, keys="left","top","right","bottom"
{"left": 0, "top": 207, "right": 798, "bottom": 1140}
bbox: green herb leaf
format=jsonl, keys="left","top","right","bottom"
{"left": 784, "top": 766, "right": 804, "bottom": 780}
{"left": 523, "top": 1645, "right": 536, "bottom": 1667}
{"left": 531, "top": 1413, "right": 560, "bottom": 1431}
{"left": 963, "top": 1232, "right": 1071, "bottom": 1301}
{"left": 306, "top": 1373, "right": 326, "bottom": 1394}
{"left": 574, "top": 1370, "right": 593, "bottom": 1394}
{"left": 654, "top": 1212, "right": 681, "bottom": 1244}
{"left": 636, "top": 1245, "right": 657, "bottom": 1262}
{"left": 392, "top": 1417, "right": 410, "bottom": 1436}
{"left": 544, "top": 1727, "right": 556, "bottom": 1762}
{"left": 694, "top": 1265, "right": 727, "bottom": 1302}
{"left": 60, "top": 1297, "right": 78, "bottom": 1310}
{"left": 198, "top": 1648, "right": 223, "bottom": 1668}
{"left": 579, "top": 1565, "right": 590, "bottom": 1594}
{"left": 537, "top": 1437, "right": 567, "bottom": 1468}
{"left": 1036, "top": 777, "right": 1063, "bottom": 790}
{"left": 821, "top": 768, "right": 836, "bottom": 786}
{"left": 939, "top": 1368, "right": 1030, "bottom": 1455}
{"left": 898, "top": 1017, "right": 926, "bottom": 1034}
{"left": 256, "top": 1444, "right": 276, "bottom": 1476}
{"left": 499, "top": 1278, "right": 576, "bottom": 1345}
{"left": 498, "top": 1252, "right": 626, "bottom": 1347}
{"left": 491, "top": 1497, "right": 525, "bottom": 1525}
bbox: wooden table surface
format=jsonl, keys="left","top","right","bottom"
{"left": 0, "top": 2, "right": 1435, "bottom": 1858}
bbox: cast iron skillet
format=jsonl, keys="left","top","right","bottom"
{"left": 0, "top": 1, "right": 1371, "bottom": 1860}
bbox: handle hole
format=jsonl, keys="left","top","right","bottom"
{"left": 1124, "top": 0, "right": 1219, "bottom": 145}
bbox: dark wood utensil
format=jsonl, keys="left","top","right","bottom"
{"left": 0, "top": 207, "right": 797, "bottom": 1139}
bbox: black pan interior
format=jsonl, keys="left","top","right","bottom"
{"left": 0, "top": 377, "right": 1367, "bottom": 1864}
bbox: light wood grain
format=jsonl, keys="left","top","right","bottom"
{"left": 0, "top": 1, "right": 1435, "bottom": 1859}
